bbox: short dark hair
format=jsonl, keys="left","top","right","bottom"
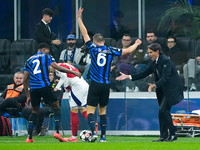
{"left": 147, "top": 43, "right": 163, "bottom": 54}
{"left": 93, "top": 33, "right": 104, "bottom": 43}
{"left": 42, "top": 8, "right": 54, "bottom": 17}
{"left": 123, "top": 34, "right": 131, "bottom": 37}
{"left": 167, "top": 36, "right": 176, "bottom": 42}
{"left": 147, "top": 30, "right": 156, "bottom": 35}
{"left": 38, "top": 43, "right": 50, "bottom": 50}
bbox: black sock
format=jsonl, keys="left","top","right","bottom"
{"left": 28, "top": 113, "right": 37, "bottom": 139}
{"left": 100, "top": 115, "right": 107, "bottom": 138}
{"left": 54, "top": 109, "right": 61, "bottom": 133}
{"left": 88, "top": 113, "right": 95, "bottom": 134}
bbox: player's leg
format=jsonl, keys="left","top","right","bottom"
{"left": 66, "top": 84, "right": 88, "bottom": 142}
{"left": 80, "top": 107, "right": 88, "bottom": 119}
{"left": 51, "top": 100, "right": 60, "bottom": 133}
{"left": 27, "top": 106, "right": 40, "bottom": 140}
{"left": 98, "top": 83, "right": 110, "bottom": 142}
{"left": 87, "top": 105, "right": 98, "bottom": 142}
{"left": 26, "top": 89, "right": 41, "bottom": 143}
{"left": 65, "top": 108, "right": 79, "bottom": 142}
{"left": 43, "top": 86, "right": 66, "bottom": 142}
{"left": 51, "top": 100, "right": 67, "bottom": 142}
{"left": 98, "top": 106, "right": 107, "bottom": 142}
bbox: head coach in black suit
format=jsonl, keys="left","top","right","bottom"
{"left": 116, "top": 43, "right": 183, "bottom": 142}
{"left": 35, "top": 8, "right": 61, "bottom": 61}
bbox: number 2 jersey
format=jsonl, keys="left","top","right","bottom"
{"left": 24, "top": 51, "right": 55, "bottom": 89}
{"left": 86, "top": 40, "right": 122, "bottom": 84}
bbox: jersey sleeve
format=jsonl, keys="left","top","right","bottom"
{"left": 110, "top": 47, "right": 122, "bottom": 56}
{"left": 86, "top": 41, "right": 96, "bottom": 52}
{"left": 48, "top": 54, "right": 56, "bottom": 64}
{"left": 56, "top": 70, "right": 67, "bottom": 90}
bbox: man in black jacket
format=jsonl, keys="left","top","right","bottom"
{"left": 116, "top": 43, "right": 183, "bottom": 142}
{"left": 0, "top": 72, "right": 26, "bottom": 116}
{"left": 35, "top": 8, "right": 61, "bottom": 61}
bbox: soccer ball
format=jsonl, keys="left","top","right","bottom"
{"left": 79, "top": 130, "right": 92, "bottom": 142}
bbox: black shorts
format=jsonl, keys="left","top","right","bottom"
{"left": 30, "top": 86, "right": 57, "bottom": 107}
{"left": 87, "top": 81, "right": 110, "bottom": 107}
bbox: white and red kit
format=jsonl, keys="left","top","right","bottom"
{"left": 55, "top": 63, "right": 89, "bottom": 108}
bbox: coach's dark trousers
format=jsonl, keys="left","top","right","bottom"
{"left": 158, "top": 97, "right": 177, "bottom": 139}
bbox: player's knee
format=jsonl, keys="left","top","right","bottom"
{"left": 51, "top": 101, "right": 60, "bottom": 109}
{"left": 71, "top": 108, "right": 78, "bottom": 113}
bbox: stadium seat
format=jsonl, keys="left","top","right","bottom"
{"left": 0, "top": 39, "right": 11, "bottom": 73}
{"left": 104, "top": 38, "right": 116, "bottom": 47}
{"left": 0, "top": 74, "right": 13, "bottom": 92}
{"left": 116, "top": 37, "right": 138, "bottom": 48}
{"left": 9, "top": 39, "right": 37, "bottom": 73}
{"left": 3, "top": 108, "right": 27, "bottom": 137}
{"left": 156, "top": 37, "right": 166, "bottom": 47}
{"left": 176, "top": 37, "right": 195, "bottom": 59}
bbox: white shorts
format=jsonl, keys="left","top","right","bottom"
{"left": 68, "top": 79, "right": 89, "bottom": 108}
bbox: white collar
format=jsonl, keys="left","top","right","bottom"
{"left": 42, "top": 19, "right": 48, "bottom": 25}
{"left": 156, "top": 56, "right": 159, "bottom": 64}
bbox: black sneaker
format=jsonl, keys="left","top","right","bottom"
{"left": 32, "top": 129, "right": 39, "bottom": 136}
{"left": 40, "top": 126, "right": 48, "bottom": 136}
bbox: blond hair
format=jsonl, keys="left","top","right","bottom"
{"left": 93, "top": 33, "right": 104, "bottom": 43}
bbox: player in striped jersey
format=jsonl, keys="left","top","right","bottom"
{"left": 52, "top": 63, "right": 89, "bottom": 142}
{"left": 77, "top": 8, "right": 142, "bottom": 142}
{"left": 24, "top": 43, "right": 81, "bottom": 143}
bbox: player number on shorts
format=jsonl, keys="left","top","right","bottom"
{"left": 97, "top": 53, "right": 106, "bottom": 67}
{"left": 33, "top": 59, "right": 41, "bottom": 74}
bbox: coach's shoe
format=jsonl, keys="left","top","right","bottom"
{"left": 152, "top": 138, "right": 166, "bottom": 142}
{"left": 53, "top": 131, "right": 67, "bottom": 142}
{"left": 32, "top": 129, "right": 39, "bottom": 136}
{"left": 88, "top": 133, "right": 98, "bottom": 142}
{"left": 165, "top": 135, "right": 177, "bottom": 142}
{"left": 26, "top": 137, "right": 35, "bottom": 143}
{"left": 98, "top": 137, "right": 106, "bottom": 142}
{"left": 40, "top": 126, "right": 48, "bottom": 136}
{"left": 64, "top": 136, "right": 78, "bottom": 142}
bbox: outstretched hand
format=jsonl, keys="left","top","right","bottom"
{"left": 148, "top": 83, "right": 156, "bottom": 93}
{"left": 116, "top": 72, "right": 129, "bottom": 81}
{"left": 77, "top": 7, "right": 83, "bottom": 19}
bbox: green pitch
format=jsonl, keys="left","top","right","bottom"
{"left": 0, "top": 135, "right": 200, "bottom": 150}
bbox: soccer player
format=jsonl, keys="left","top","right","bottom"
{"left": 77, "top": 8, "right": 142, "bottom": 142}
{"left": 53, "top": 63, "right": 89, "bottom": 142}
{"left": 24, "top": 43, "right": 81, "bottom": 143}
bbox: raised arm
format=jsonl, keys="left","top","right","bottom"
{"left": 50, "top": 62, "right": 81, "bottom": 78}
{"left": 77, "top": 7, "right": 90, "bottom": 43}
{"left": 122, "top": 39, "right": 142, "bottom": 56}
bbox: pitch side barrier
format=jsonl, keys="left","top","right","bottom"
{"left": 3, "top": 92, "right": 200, "bottom": 136}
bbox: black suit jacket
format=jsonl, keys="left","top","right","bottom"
{"left": 35, "top": 21, "right": 56, "bottom": 45}
{"left": 131, "top": 53, "right": 183, "bottom": 107}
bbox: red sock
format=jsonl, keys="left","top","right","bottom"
{"left": 70, "top": 111, "right": 79, "bottom": 136}
{"left": 81, "top": 111, "right": 88, "bottom": 120}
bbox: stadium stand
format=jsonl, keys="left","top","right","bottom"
{"left": 0, "top": 39, "right": 11, "bottom": 73}
{"left": 9, "top": 39, "right": 37, "bottom": 74}
{"left": 104, "top": 38, "right": 117, "bottom": 47}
